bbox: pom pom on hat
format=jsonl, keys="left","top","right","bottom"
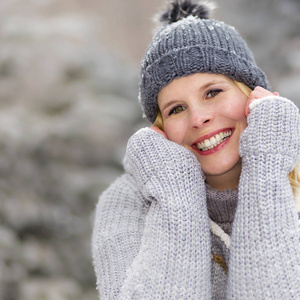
{"left": 139, "top": 0, "right": 270, "bottom": 123}
{"left": 160, "top": 0, "right": 215, "bottom": 24}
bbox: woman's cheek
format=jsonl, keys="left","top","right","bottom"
{"left": 163, "top": 120, "right": 186, "bottom": 145}
{"left": 223, "top": 99, "right": 247, "bottom": 121}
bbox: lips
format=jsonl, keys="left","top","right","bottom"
{"left": 192, "top": 128, "right": 234, "bottom": 155}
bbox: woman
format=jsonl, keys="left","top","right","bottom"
{"left": 92, "top": 1, "right": 300, "bottom": 299}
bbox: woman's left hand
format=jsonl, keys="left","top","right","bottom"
{"left": 240, "top": 87, "right": 300, "bottom": 171}
{"left": 245, "top": 86, "right": 279, "bottom": 117}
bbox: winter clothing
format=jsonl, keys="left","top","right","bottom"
{"left": 139, "top": 2, "right": 270, "bottom": 123}
{"left": 93, "top": 1, "right": 300, "bottom": 298}
{"left": 92, "top": 96, "right": 300, "bottom": 299}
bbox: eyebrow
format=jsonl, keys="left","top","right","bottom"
{"left": 160, "top": 99, "right": 180, "bottom": 112}
{"left": 200, "top": 79, "right": 229, "bottom": 91}
{"left": 159, "top": 79, "right": 229, "bottom": 112}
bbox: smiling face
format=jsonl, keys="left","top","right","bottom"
{"left": 157, "top": 73, "right": 249, "bottom": 190}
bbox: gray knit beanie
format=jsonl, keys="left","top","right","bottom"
{"left": 139, "top": 0, "right": 270, "bottom": 123}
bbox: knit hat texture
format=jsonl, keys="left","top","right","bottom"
{"left": 139, "top": 0, "right": 270, "bottom": 123}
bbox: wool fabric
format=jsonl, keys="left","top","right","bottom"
{"left": 92, "top": 96, "right": 300, "bottom": 299}
{"left": 139, "top": 14, "right": 270, "bottom": 123}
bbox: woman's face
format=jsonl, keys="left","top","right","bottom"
{"left": 157, "top": 73, "right": 248, "bottom": 189}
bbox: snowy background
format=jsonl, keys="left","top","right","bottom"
{"left": 0, "top": 0, "right": 299, "bottom": 299}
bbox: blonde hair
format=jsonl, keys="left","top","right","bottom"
{"left": 153, "top": 80, "right": 300, "bottom": 207}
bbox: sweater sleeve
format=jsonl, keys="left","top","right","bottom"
{"left": 93, "top": 128, "right": 212, "bottom": 299}
{"left": 227, "top": 96, "right": 300, "bottom": 299}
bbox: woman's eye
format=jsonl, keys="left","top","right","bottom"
{"left": 169, "top": 105, "right": 185, "bottom": 115}
{"left": 207, "top": 89, "right": 222, "bottom": 98}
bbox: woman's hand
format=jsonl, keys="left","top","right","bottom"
{"left": 150, "top": 125, "right": 168, "bottom": 139}
{"left": 240, "top": 89, "right": 300, "bottom": 171}
{"left": 124, "top": 128, "right": 202, "bottom": 190}
{"left": 245, "top": 86, "right": 279, "bottom": 117}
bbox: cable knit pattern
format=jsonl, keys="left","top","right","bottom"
{"left": 92, "top": 96, "right": 300, "bottom": 299}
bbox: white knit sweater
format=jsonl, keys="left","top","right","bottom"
{"left": 92, "top": 96, "right": 300, "bottom": 299}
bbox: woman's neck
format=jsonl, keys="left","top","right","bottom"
{"left": 205, "top": 160, "right": 242, "bottom": 191}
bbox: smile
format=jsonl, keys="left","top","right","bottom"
{"left": 196, "top": 130, "right": 232, "bottom": 151}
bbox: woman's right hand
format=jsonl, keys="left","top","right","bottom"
{"left": 150, "top": 125, "right": 168, "bottom": 139}
{"left": 123, "top": 127, "right": 203, "bottom": 190}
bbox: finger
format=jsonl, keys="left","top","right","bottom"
{"left": 245, "top": 96, "right": 252, "bottom": 117}
{"left": 254, "top": 86, "right": 270, "bottom": 93}
{"left": 245, "top": 89, "right": 266, "bottom": 117}
{"left": 150, "top": 125, "right": 168, "bottom": 139}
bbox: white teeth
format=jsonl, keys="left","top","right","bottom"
{"left": 204, "top": 139, "right": 210, "bottom": 147}
{"left": 196, "top": 130, "right": 232, "bottom": 151}
{"left": 210, "top": 136, "right": 216, "bottom": 145}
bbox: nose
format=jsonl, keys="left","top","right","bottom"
{"left": 189, "top": 107, "right": 214, "bottom": 129}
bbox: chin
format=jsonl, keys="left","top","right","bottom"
{"left": 200, "top": 157, "right": 242, "bottom": 177}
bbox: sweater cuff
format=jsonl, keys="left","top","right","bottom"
{"left": 249, "top": 95, "right": 293, "bottom": 111}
